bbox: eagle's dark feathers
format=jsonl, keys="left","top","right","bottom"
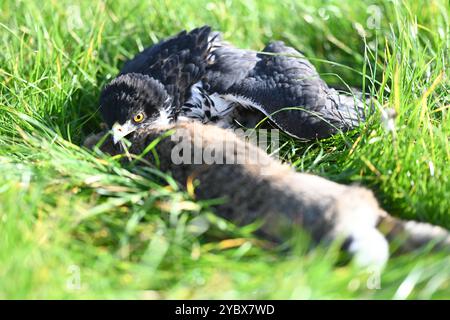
{"left": 100, "top": 25, "right": 368, "bottom": 139}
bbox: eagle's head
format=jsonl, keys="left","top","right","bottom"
{"left": 99, "top": 73, "right": 173, "bottom": 144}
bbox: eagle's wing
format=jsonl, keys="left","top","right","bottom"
{"left": 205, "top": 41, "right": 367, "bottom": 139}
{"left": 120, "top": 26, "right": 214, "bottom": 109}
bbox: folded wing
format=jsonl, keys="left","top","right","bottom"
{"left": 205, "top": 41, "right": 367, "bottom": 139}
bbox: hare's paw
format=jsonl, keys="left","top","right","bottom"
{"left": 346, "top": 227, "right": 389, "bottom": 269}
{"left": 329, "top": 187, "right": 389, "bottom": 269}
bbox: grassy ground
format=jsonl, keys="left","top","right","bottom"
{"left": 0, "top": 0, "right": 449, "bottom": 299}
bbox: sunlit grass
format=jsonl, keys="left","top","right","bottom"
{"left": 0, "top": 0, "right": 449, "bottom": 299}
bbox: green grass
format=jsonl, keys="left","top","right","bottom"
{"left": 0, "top": 0, "right": 449, "bottom": 299}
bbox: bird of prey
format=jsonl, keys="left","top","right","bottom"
{"left": 100, "top": 26, "right": 367, "bottom": 145}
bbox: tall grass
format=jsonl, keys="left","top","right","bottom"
{"left": 0, "top": 0, "right": 449, "bottom": 299}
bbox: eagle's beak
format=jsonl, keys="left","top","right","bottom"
{"left": 112, "top": 121, "right": 136, "bottom": 145}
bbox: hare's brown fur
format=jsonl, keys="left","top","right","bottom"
{"left": 85, "top": 122, "right": 450, "bottom": 267}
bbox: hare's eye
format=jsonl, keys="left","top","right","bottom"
{"left": 133, "top": 113, "right": 145, "bottom": 123}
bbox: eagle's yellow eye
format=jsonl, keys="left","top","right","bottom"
{"left": 133, "top": 113, "right": 144, "bottom": 123}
